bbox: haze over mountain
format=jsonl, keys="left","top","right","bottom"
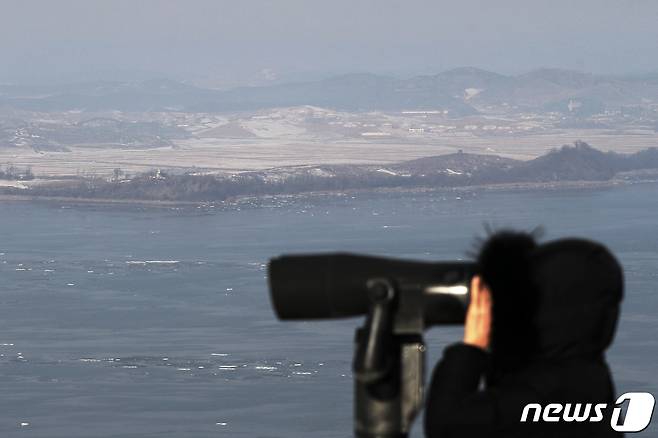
{"left": 3, "top": 1, "right": 658, "bottom": 87}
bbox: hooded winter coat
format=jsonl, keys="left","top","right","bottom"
{"left": 424, "top": 236, "right": 624, "bottom": 438}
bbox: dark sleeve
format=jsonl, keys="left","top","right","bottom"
{"left": 424, "top": 343, "right": 497, "bottom": 438}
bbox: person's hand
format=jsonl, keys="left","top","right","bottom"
{"left": 463, "top": 275, "right": 492, "bottom": 350}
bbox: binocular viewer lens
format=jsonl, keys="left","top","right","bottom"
{"left": 268, "top": 253, "right": 476, "bottom": 326}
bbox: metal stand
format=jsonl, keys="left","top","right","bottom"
{"left": 353, "top": 279, "right": 426, "bottom": 438}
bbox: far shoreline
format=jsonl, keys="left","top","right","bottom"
{"left": 0, "top": 177, "right": 655, "bottom": 210}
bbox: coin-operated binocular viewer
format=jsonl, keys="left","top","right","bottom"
{"left": 268, "top": 253, "right": 475, "bottom": 438}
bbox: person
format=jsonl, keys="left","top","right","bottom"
{"left": 424, "top": 231, "right": 624, "bottom": 437}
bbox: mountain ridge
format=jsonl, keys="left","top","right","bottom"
{"left": 2, "top": 68, "right": 658, "bottom": 115}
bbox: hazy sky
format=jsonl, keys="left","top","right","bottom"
{"left": 2, "top": 0, "right": 658, "bottom": 86}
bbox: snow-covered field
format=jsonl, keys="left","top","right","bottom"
{"left": 1, "top": 106, "right": 657, "bottom": 178}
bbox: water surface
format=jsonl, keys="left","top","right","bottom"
{"left": 0, "top": 184, "right": 657, "bottom": 437}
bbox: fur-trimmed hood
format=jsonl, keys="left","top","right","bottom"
{"left": 477, "top": 233, "right": 623, "bottom": 375}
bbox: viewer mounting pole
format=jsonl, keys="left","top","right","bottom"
{"left": 353, "top": 278, "right": 426, "bottom": 438}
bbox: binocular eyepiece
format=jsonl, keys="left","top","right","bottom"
{"left": 268, "top": 253, "right": 476, "bottom": 326}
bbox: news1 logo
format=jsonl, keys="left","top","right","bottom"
{"left": 520, "top": 392, "right": 655, "bottom": 433}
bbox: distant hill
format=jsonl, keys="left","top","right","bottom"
{"left": 503, "top": 141, "right": 619, "bottom": 181}
{"left": 286, "top": 142, "right": 658, "bottom": 186}
{"left": 508, "top": 141, "right": 658, "bottom": 181}
{"left": 390, "top": 152, "right": 517, "bottom": 176}
{"left": 2, "top": 68, "right": 658, "bottom": 114}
